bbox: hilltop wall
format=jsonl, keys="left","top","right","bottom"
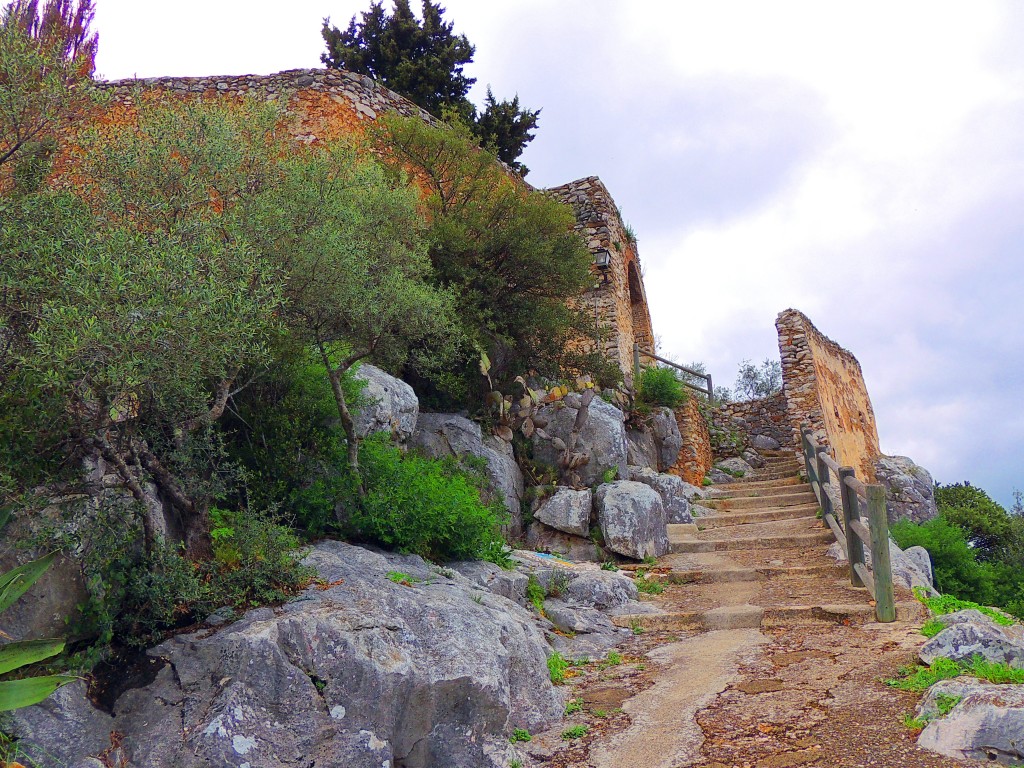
{"left": 716, "top": 391, "right": 792, "bottom": 449}
{"left": 776, "top": 309, "right": 880, "bottom": 479}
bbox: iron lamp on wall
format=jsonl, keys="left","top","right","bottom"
{"left": 593, "top": 248, "right": 612, "bottom": 286}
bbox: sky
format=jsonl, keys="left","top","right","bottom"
{"left": 91, "top": 1, "right": 1024, "bottom": 506}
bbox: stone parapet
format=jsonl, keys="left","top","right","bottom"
{"left": 668, "top": 397, "right": 712, "bottom": 485}
{"left": 717, "top": 391, "right": 792, "bottom": 448}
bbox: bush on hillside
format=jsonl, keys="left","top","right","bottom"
{"left": 637, "top": 366, "right": 687, "bottom": 409}
{"left": 341, "top": 433, "right": 509, "bottom": 564}
{"left": 891, "top": 516, "right": 998, "bottom": 606}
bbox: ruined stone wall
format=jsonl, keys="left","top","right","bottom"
{"left": 776, "top": 309, "right": 880, "bottom": 479}
{"left": 717, "top": 391, "right": 792, "bottom": 449}
{"left": 547, "top": 177, "right": 655, "bottom": 387}
{"left": 82, "top": 70, "right": 654, "bottom": 386}
{"left": 668, "top": 397, "right": 712, "bottom": 485}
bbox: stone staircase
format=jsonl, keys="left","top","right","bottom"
{"left": 615, "top": 450, "right": 921, "bottom": 632}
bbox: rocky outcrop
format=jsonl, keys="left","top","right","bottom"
{"left": 532, "top": 395, "right": 628, "bottom": 487}
{"left": 826, "top": 538, "right": 935, "bottom": 592}
{"left": 873, "top": 455, "right": 938, "bottom": 524}
{"left": 917, "top": 678, "right": 1024, "bottom": 764}
{"left": 13, "top": 541, "right": 563, "bottom": 768}
{"left": 352, "top": 363, "right": 418, "bottom": 442}
{"left": 594, "top": 481, "right": 669, "bottom": 560}
{"left": 650, "top": 408, "right": 683, "bottom": 471}
{"left": 626, "top": 427, "right": 658, "bottom": 470}
{"left": 920, "top": 610, "right": 1024, "bottom": 668}
{"left": 534, "top": 488, "right": 593, "bottom": 537}
{"left": 524, "top": 522, "right": 605, "bottom": 562}
{"left": 715, "top": 457, "right": 754, "bottom": 478}
{"left": 627, "top": 467, "right": 694, "bottom": 524}
{"left": 409, "top": 412, "right": 526, "bottom": 537}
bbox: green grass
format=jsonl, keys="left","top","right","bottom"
{"left": 920, "top": 618, "right": 946, "bottom": 638}
{"left": 886, "top": 655, "right": 1024, "bottom": 691}
{"left": 902, "top": 713, "right": 929, "bottom": 731}
{"left": 913, "top": 587, "right": 1015, "bottom": 627}
{"left": 934, "top": 694, "right": 962, "bottom": 716}
{"left": 964, "top": 656, "right": 1024, "bottom": 684}
{"left": 600, "top": 560, "right": 619, "bottom": 571}
{"left": 564, "top": 698, "right": 583, "bottom": 715}
{"left": 561, "top": 724, "right": 589, "bottom": 740}
{"left": 526, "top": 574, "right": 545, "bottom": 613}
{"left": 593, "top": 708, "right": 608, "bottom": 718}
{"left": 509, "top": 728, "right": 531, "bottom": 743}
{"left": 630, "top": 619, "right": 645, "bottom": 635}
{"left": 547, "top": 651, "right": 569, "bottom": 684}
{"left": 597, "top": 651, "right": 624, "bottom": 670}
{"left": 386, "top": 570, "right": 420, "bottom": 586}
{"left": 634, "top": 574, "right": 664, "bottom": 595}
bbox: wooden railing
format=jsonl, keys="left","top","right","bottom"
{"left": 800, "top": 425, "right": 896, "bottom": 622}
{"left": 633, "top": 343, "right": 714, "bottom": 400}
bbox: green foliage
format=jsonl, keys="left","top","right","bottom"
{"left": 891, "top": 517, "right": 998, "bottom": 607}
{"left": 601, "top": 560, "right": 618, "bottom": 571}
{"left": 509, "top": 728, "right": 531, "bottom": 743}
{"left": 547, "top": 651, "right": 569, "bottom": 684}
{"left": 600, "top": 467, "right": 619, "bottom": 484}
{"left": 385, "top": 571, "right": 420, "bottom": 586}
{"left": 886, "top": 658, "right": 963, "bottom": 692}
{"left": 901, "top": 713, "right": 928, "bottom": 731}
{"left": 731, "top": 358, "right": 782, "bottom": 402}
{"left": 598, "top": 651, "right": 623, "bottom": 670}
{"left": 634, "top": 572, "right": 664, "bottom": 595}
{"left": 637, "top": 366, "right": 687, "bottom": 409}
{"left": 912, "top": 588, "right": 1015, "bottom": 627}
{"left": 963, "top": 655, "right": 1024, "bottom": 684}
{"left": 526, "top": 574, "right": 545, "bottom": 613}
{"left": 475, "top": 88, "right": 540, "bottom": 175}
{"left": 375, "top": 114, "right": 596, "bottom": 404}
{"left": 564, "top": 698, "right": 583, "bottom": 715}
{"left": 342, "top": 434, "right": 508, "bottom": 563}
{"left": 920, "top": 619, "right": 946, "bottom": 638}
{"left": 561, "top": 724, "right": 588, "bottom": 740}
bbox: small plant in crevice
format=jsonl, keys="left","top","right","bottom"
{"left": 526, "top": 574, "right": 546, "bottom": 614}
{"left": 920, "top": 618, "right": 945, "bottom": 638}
{"left": 509, "top": 728, "right": 531, "bottom": 743}
{"left": 901, "top": 713, "right": 928, "bottom": 731}
{"left": 634, "top": 573, "right": 664, "bottom": 596}
{"left": 934, "top": 693, "right": 962, "bottom": 716}
{"left": 601, "top": 560, "right": 619, "bottom": 571}
{"left": 561, "top": 724, "right": 589, "bottom": 740}
{"left": 386, "top": 571, "right": 420, "bottom": 587}
{"left": 547, "top": 651, "right": 569, "bottom": 684}
{"left": 564, "top": 698, "right": 583, "bottom": 715}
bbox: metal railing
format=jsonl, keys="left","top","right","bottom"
{"left": 633, "top": 343, "right": 713, "bottom": 400}
{"left": 800, "top": 425, "right": 896, "bottom": 622}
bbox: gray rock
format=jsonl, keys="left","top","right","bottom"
{"left": 707, "top": 468, "right": 736, "bottom": 484}
{"left": 532, "top": 396, "right": 628, "bottom": 487}
{"left": 650, "top": 407, "right": 683, "bottom": 471}
{"left": 715, "top": 457, "right": 753, "bottom": 478}
{"left": 451, "top": 560, "right": 529, "bottom": 607}
{"left": 920, "top": 614, "right": 1024, "bottom": 668}
{"left": 627, "top": 467, "right": 693, "bottom": 523}
{"left": 71, "top": 760, "right": 108, "bottom": 768}
{"left": 409, "top": 413, "right": 526, "bottom": 538}
{"left": 750, "top": 434, "right": 781, "bottom": 451}
{"left": 626, "top": 428, "right": 658, "bottom": 471}
{"left": 903, "top": 546, "right": 934, "bottom": 587}
{"left": 594, "top": 481, "right": 669, "bottom": 560}
{"left": 741, "top": 449, "right": 766, "bottom": 469}
{"left": 826, "top": 537, "right": 935, "bottom": 592}
{"left": 873, "top": 455, "right": 939, "bottom": 524}
{"left": 691, "top": 503, "right": 715, "bottom": 518}
{"left": 917, "top": 678, "right": 1024, "bottom": 763}
{"left": 565, "top": 570, "right": 639, "bottom": 609}
{"left": 6, "top": 681, "right": 114, "bottom": 765}
{"left": 352, "top": 363, "right": 418, "bottom": 442}
{"left": 524, "top": 522, "right": 605, "bottom": 562}
{"left": 543, "top": 599, "right": 630, "bottom": 661}
{"left": 543, "top": 599, "right": 618, "bottom": 635}
{"left": 534, "top": 488, "right": 593, "bottom": 537}
{"left": 17, "top": 541, "right": 563, "bottom": 768}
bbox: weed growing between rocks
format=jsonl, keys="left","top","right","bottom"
{"left": 547, "top": 652, "right": 569, "bottom": 684}
{"left": 919, "top": 618, "right": 946, "bottom": 638}
{"left": 912, "top": 587, "right": 1016, "bottom": 627}
{"left": 887, "top": 655, "right": 1024, "bottom": 691}
{"left": 509, "top": 728, "right": 531, "bottom": 743}
{"left": 561, "top": 724, "right": 589, "bottom": 740}
{"left": 636, "top": 366, "right": 687, "bottom": 410}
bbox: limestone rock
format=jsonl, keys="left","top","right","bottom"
{"left": 903, "top": 546, "right": 934, "bottom": 588}
{"left": 534, "top": 488, "right": 593, "bottom": 537}
{"left": 594, "top": 481, "right": 669, "bottom": 560}
{"left": 451, "top": 560, "right": 529, "bottom": 607}
{"left": 707, "top": 468, "right": 736, "bottom": 484}
{"left": 873, "top": 455, "right": 939, "bottom": 524}
{"left": 749, "top": 434, "right": 781, "bottom": 451}
{"left": 16, "top": 541, "right": 562, "bottom": 768}
{"left": 532, "top": 396, "right": 628, "bottom": 487}
{"left": 352, "top": 363, "right": 418, "bottom": 442}
{"left": 626, "top": 428, "right": 658, "bottom": 471}
{"left": 650, "top": 407, "right": 683, "bottom": 471}
{"left": 715, "top": 457, "right": 753, "bottom": 478}
{"left": 826, "top": 537, "right": 935, "bottom": 592}
{"left": 917, "top": 678, "right": 1024, "bottom": 764}
{"left": 564, "top": 570, "right": 640, "bottom": 609}
{"left": 5, "top": 681, "right": 114, "bottom": 765}
{"left": 409, "top": 413, "right": 525, "bottom": 538}
{"left": 741, "top": 449, "right": 766, "bottom": 469}
{"left": 524, "top": 522, "right": 605, "bottom": 562}
{"left": 627, "top": 467, "right": 693, "bottom": 524}
{"left": 920, "top": 612, "right": 1024, "bottom": 668}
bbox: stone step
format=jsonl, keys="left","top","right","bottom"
{"left": 713, "top": 476, "right": 804, "bottom": 493}
{"left": 697, "top": 506, "right": 820, "bottom": 528}
{"left": 702, "top": 491, "right": 817, "bottom": 511}
{"left": 669, "top": 529, "right": 835, "bottom": 553}
{"left": 612, "top": 601, "right": 923, "bottom": 631}
{"left": 662, "top": 563, "right": 845, "bottom": 583}
{"left": 707, "top": 482, "right": 812, "bottom": 499}
{"left": 761, "top": 456, "right": 801, "bottom": 466}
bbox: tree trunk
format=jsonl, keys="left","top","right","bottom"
{"left": 328, "top": 368, "right": 360, "bottom": 475}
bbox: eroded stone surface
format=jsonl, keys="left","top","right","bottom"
{"left": 594, "top": 481, "right": 669, "bottom": 560}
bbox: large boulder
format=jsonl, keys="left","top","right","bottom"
{"left": 715, "top": 457, "right": 754, "bottom": 478}
{"left": 532, "top": 395, "right": 628, "bottom": 487}
{"left": 826, "top": 538, "right": 935, "bottom": 592}
{"left": 917, "top": 678, "right": 1024, "bottom": 764}
{"left": 625, "top": 428, "right": 658, "bottom": 471}
{"left": 409, "top": 413, "right": 526, "bottom": 538}
{"left": 5, "top": 681, "right": 115, "bottom": 764}
{"left": 873, "top": 455, "right": 939, "bottom": 524}
{"left": 650, "top": 407, "right": 683, "bottom": 472}
{"left": 15, "top": 542, "right": 562, "bottom": 768}
{"left": 594, "top": 481, "right": 669, "bottom": 560}
{"left": 524, "top": 522, "right": 605, "bottom": 562}
{"left": 627, "top": 467, "right": 693, "bottom": 524}
{"left": 749, "top": 434, "right": 781, "bottom": 451}
{"left": 352, "top": 363, "right": 419, "bottom": 442}
{"left": 534, "top": 488, "right": 593, "bottom": 537}
{"left": 920, "top": 611, "right": 1024, "bottom": 668}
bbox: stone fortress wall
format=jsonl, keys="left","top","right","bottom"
{"left": 775, "top": 308, "right": 881, "bottom": 479}
{"left": 716, "top": 391, "right": 791, "bottom": 450}
{"left": 94, "top": 69, "right": 655, "bottom": 389}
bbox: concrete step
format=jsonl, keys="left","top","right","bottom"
{"left": 702, "top": 492, "right": 817, "bottom": 511}
{"left": 713, "top": 476, "right": 805, "bottom": 493}
{"left": 697, "top": 506, "right": 820, "bottom": 528}
{"left": 669, "top": 529, "right": 835, "bottom": 553}
{"left": 612, "top": 601, "right": 924, "bottom": 631}
{"left": 707, "top": 482, "right": 812, "bottom": 499}
{"left": 662, "top": 563, "right": 845, "bottom": 584}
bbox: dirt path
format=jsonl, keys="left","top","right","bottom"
{"left": 527, "top": 453, "right": 981, "bottom": 768}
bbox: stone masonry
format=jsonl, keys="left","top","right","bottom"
{"left": 776, "top": 309, "right": 881, "bottom": 479}
{"left": 716, "top": 391, "right": 792, "bottom": 449}
{"left": 669, "top": 396, "right": 712, "bottom": 485}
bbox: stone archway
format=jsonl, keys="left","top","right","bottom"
{"left": 627, "top": 259, "right": 654, "bottom": 353}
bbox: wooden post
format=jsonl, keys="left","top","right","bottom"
{"left": 800, "top": 426, "right": 815, "bottom": 491}
{"left": 839, "top": 467, "right": 865, "bottom": 588}
{"left": 867, "top": 484, "right": 896, "bottom": 622}
{"left": 815, "top": 446, "right": 831, "bottom": 526}
{"left": 633, "top": 342, "right": 641, "bottom": 383}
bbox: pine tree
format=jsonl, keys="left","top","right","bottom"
{"left": 476, "top": 88, "right": 540, "bottom": 175}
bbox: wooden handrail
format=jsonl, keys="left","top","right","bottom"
{"left": 633, "top": 343, "right": 714, "bottom": 400}
{"left": 800, "top": 425, "right": 896, "bottom": 622}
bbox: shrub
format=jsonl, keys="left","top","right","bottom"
{"left": 891, "top": 517, "right": 997, "bottom": 605}
{"left": 637, "top": 366, "right": 686, "bottom": 409}
{"left": 343, "top": 434, "right": 509, "bottom": 563}
{"left": 547, "top": 651, "right": 569, "bottom": 684}
{"left": 509, "top": 728, "right": 531, "bottom": 743}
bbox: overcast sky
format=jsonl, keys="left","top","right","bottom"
{"left": 92, "top": 1, "right": 1023, "bottom": 506}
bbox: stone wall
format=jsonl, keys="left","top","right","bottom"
{"left": 668, "top": 396, "right": 712, "bottom": 485}
{"left": 80, "top": 70, "right": 654, "bottom": 387}
{"left": 776, "top": 309, "right": 881, "bottom": 479}
{"left": 547, "top": 177, "right": 655, "bottom": 387}
{"left": 717, "top": 391, "right": 792, "bottom": 448}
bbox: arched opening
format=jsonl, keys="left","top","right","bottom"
{"left": 627, "top": 260, "right": 654, "bottom": 353}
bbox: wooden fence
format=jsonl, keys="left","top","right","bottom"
{"left": 633, "top": 343, "right": 714, "bottom": 400}
{"left": 800, "top": 425, "right": 896, "bottom": 622}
